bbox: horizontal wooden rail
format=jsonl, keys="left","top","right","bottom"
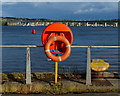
{"left": 0, "top": 45, "right": 120, "bottom": 48}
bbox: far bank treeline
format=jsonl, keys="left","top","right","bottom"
{"left": 0, "top": 17, "right": 80, "bottom": 26}
{"left": 0, "top": 17, "right": 119, "bottom": 27}
{"left": 0, "top": 17, "right": 53, "bottom": 26}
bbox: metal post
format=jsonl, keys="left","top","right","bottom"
{"left": 55, "top": 62, "right": 58, "bottom": 84}
{"left": 86, "top": 47, "right": 92, "bottom": 85}
{"left": 26, "top": 47, "right": 31, "bottom": 84}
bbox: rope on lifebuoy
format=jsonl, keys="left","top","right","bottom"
{"left": 44, "top": 36, "right": 71, "bottom": 62}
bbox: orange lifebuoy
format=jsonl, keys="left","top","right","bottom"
{"left": 44, "top": 36, "right": 71, "bottom": 62}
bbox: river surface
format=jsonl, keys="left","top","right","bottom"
{"left": 2, "top": 26, "right": 119, "bottom": 73}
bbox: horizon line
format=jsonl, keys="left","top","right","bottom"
{"left": 1, "top": 16, "right": 118, "bottom": 21}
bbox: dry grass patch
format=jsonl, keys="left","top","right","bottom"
{"left": 2, "top": 82, "right": 23, "bottom": 93}
{"left": 1, "top": 72, "right": 120, "bottom": 94}
{"left": 30, "top": 82, "right": 44, "bottom": 93}
{"left": 7, "top": 73, "right": 25, "bottom": 83}
{"left": 1, "top": 73, "right": 8, "bottom": 83}
{"left": 33, "top": 72, "right": 55, "bottom": 80}
{"left": 1, "top": 81, "right": 120, "bottom": 94}
{"left": 42, "top": 85, "right": 68, "bottom": 95}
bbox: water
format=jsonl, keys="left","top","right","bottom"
{"left": 2, "top": 26, "right": 119, "bottom": 73}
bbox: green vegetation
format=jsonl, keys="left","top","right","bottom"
{"left": 0, "top": 72, "right": 120, "bottom": 94}
{"left": 0, "top": 21, "right": 8, "bottom": 26}
{"left": 1, "top": 81, "right": 120, "bottom": 94}
{"left": 0, "top": 17, "right": 52, "bottom": 26}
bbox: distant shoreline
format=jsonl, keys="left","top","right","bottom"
{"left": 0, "top": 17, "right": 118, "bottom": 27}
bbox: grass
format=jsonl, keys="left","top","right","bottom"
{"left": 1, "top": 83, "right": 119, "bottom": 94}
{"left": 0, "top": 72, "right": 120, "bottom": 94}
{"left": 1, "top": 81, "right": 45, "bottom": 94}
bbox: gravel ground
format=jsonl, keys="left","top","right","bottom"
{"left": 107, "top": 79, "right": 120, "bottom": 89}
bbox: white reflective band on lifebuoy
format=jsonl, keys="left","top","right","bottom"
{"left": 66, "top": 45, "right": 71, "bottom": 47}
{"left": 58, "top": 56, "right": 62, "bottom": 61}
{"left": 54, "top": 36, "right": 57, "bottom": 41}
{"left": 44, "top": 36, "right": 71, "bottom": 62}
{"left": 45, "top": 50, "right": 50, "bottom": 52}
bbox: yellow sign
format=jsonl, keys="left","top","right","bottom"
{"left": 90, "top": 59, "right": 110, "bottom": 72}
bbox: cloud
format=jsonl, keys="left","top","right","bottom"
{"left": 73, "top": 2, "right": 118, "bottom": 14}
{"left": 1, "top": 2, "right": 118, "bottom": 20}
{"left": 1, "top": 0, "right": 119, "bottom": 2}
{"left": 74, "top": 8, "right": 96, "bottom": 14}
{"left": 2, "top": 11, "right": 14, "bottom": 17}
{"left": 0, "top": 11, "right": 2, "bottom": 17}
{"left": 1, "top": 0, "right": 50, "bottom": 2}
{"left": 31, "top": 2, "right": 51, "bottom": 7}
{"left": 2, "top": 2, "right": 17, "bottom": 5}
{"left": 31, "top": 3, "right": 40, "bottom": 7}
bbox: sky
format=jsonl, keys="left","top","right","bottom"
{"left": 1, "top": 2, "right": 118, "bottom": 20}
